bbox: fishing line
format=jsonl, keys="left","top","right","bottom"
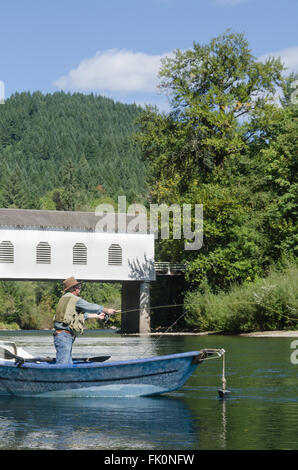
{"left": 117, "top": 303, "right": 184, "bottom": 316}
{"left": 115, "top": 299, "right": 297, "bottom": 396}
{"left": 137, "top": 308, "right": 189, "bottom": 359}
{"left": 117, "top": 300, "right": 298, "bottom": 325}
{"left": 115, "top": 303, "right": 185, "bottom": 359}
{"left": 115, "top": 300, "right": 298, "bottom": 359}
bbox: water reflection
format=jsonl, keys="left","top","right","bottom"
{"left": 0, "top": 395, "right": 197, "bottom": 450}
{"left": 219, "top": 398, "right": 228, "bottom": 449}
{"left": 1, "top": 331, "right": 298, "bottom": 449}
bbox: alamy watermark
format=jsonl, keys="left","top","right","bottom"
{"left": 290, "top": 80, "right": 298, "bottom": 105}
{"left": 0, "top": 81, "right": 5, "bottom": 104}
{"left": 290, "top": 340, "right": 298, "bottom": 364}
{"left": 95, "top": 196, "right": 203, "bottom": 251}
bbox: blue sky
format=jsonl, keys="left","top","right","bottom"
{"left": 0, "top": 0, "right": 297, "bottom": 109}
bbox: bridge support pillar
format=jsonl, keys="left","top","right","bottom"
{"left": 121, "top": 281, "right": 151, "bottom": 334}
{"left": 139, "top": 281, "right": 151, "bottom": 334}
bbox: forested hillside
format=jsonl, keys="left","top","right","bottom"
{"left": 0, "top": 91, "right": 145, "bottom": 330}
{"left": 0, "top": 91, "right": 146, "bottom": 210}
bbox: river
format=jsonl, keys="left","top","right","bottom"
{"left": 0, "top": 329, "right": 297, "bottom": 450}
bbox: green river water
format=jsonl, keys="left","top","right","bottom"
{"left": 0, "top": 330, "right": 297, "bottom": 451}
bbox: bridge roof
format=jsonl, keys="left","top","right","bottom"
{"left": 0, "top": 208, "right": 148, "bottom": 233}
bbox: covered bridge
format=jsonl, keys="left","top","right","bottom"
{"left": 0, "top": 208, "right": 155, "bottom": 334}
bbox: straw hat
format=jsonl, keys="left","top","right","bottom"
{"left": 63, "top": 276, "right": 80, "bottom": 293}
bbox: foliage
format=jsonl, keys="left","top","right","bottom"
{"left": 0, "top": 280, "right": 121, "bottom": 330}
{"left": 79, "top": 282, "right": 121, "bottom": 329}
{"left": 0, "top": 322, "right": 19, "bottom": 330}
{"left": 0, "top": 91, "right": 139, "bottom": 330}
{"left": 184, "top": 262, "right": 298, "bottom": 332}
{"left": 137, "top": 30, "right": 284, "bottom": 193}
{"left": 136, "top": 29, "right": 297, "bottom": 295}
{"left": 0, "top": 91, "right": 146, "bottom": 209}
{"left": 0, "top": 31, "right": 297, "bottom": 332}
{"left": 258, "top": 104, "right": 298, "bottom": 259}
{"left": 0, "top": 281, "right": 48, "bottom": 329}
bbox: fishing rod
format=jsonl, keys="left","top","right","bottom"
{"left": 117, "top": 304, "right": 231, "bottom": 398}
{"left": 137, "top": 308, "right": 189, "bottom": 359}
{"left": 102, "top": 303, "right": 183, "bottom": 322}
{"left": 103, "top": 303, "right": 188, "bottom": 358}
{"left": 110, "top": 300, "right": 298, "bottom": 325}
{"left": 113, "top": 303, "right": 184, "bottom": 317}
{"left": 111, "top": 298, "right": 297, "bottom": 399}
{"left": 109, "top": 299, "right": 298, "bottom": 362}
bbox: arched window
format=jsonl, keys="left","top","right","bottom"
{"left": 36, "top": 242, "right": 51, "bottom": 264}
{"left": 0, "top": 241, "right": 14, "bottom": 263}
{"left": 108, "top": 244, "right": 122, "bottom": 266}
{"left": 73, "top": 243, "right": 87, "bottom": 265}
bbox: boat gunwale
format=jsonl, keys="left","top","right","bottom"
{"left": 0, "top": 350, "right": 201, "bottom": 370}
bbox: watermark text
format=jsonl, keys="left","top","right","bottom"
{"left": 95, "top": 196, "right": 203, "bottom": 251}
{"left": 290, "top": 80, "right": 298, "bottom": 105}
{"left": 290, "top": 340, "right": 298, "bottom": 364}
{"left": 0, "top": 81, "right": 5, "bottom": 104}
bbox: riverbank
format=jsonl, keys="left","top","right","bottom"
{"left": 183, "top": 262, "right": 298, "bottom": 333}
{"left": 148, "top": 330, "right": 298, "bottom": 338}
{"left": 1, "top": 328, "right": 298, "bottom": 337}
{"left": 120, "top": 330, "right": 298, "bottom": 337}
{"left": 239, "top": 330, "right": 298, "bottom": 337}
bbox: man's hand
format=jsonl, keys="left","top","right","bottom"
{"left": 104, "top": 308, "right": 120, "bottom": 315}
{"left": 98, "top": 309, "right": 120, "bottom": 321}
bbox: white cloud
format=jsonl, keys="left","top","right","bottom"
{"left": 53, "top": 49, "right": 171, "bottom": 94}
{"left": 259, "top": 45, "right": 298, "bottom": 74}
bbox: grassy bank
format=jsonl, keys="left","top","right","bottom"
{"left": 184, "top": 262, "right": 298, "bottom": 333}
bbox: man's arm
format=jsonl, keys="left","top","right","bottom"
{"left": 76, "top": 298, "right": 118, "bottom": 320}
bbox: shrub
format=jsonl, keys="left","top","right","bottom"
{"left": 0, "top": 322, "right": 20, "bottom": 330}
{"left": 184, "top": 262, "right": 298, "bottom": 332}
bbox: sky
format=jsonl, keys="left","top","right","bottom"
{"left": 0, "top": 0, "right": 297, "bottom": 110}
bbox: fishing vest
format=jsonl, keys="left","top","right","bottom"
{"left": 54, "top": 293, "right": 85, "bottom": 334}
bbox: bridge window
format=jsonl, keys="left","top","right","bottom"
{"left": 73, "top": 243, "right": 87, "bottom": 265}
{"left": 0, "top": 241, "right": 14, "bottom": 263}
{"left": 108, "top": 244, "right": 122, "bottom": 266}
{"left": 36, "top": 242, "right": 51, "bottom": 264}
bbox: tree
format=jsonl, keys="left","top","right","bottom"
{"left": 0, "top": 91, "right": 145, "bottom": 208}
{"left": 136, "top": 30, "right": 291, "bottom": 291}
{"left": 1, "top": 166, "right": 40, "bottom": 209}
{"left": 259, "top": 103, "right": 298, "bottom": 259}
{"left": 52, "top": 159, "right": 80, "bottom": 211}
{"left": 137, "top": 30, "right": 284, "bottom": 198}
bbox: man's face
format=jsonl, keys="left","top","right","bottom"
{"left": 73, "top": 285, "right": 81, "bottom": 296}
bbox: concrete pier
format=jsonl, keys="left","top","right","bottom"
{"left": 121, "top": 281, "right": 151, "bottom": 334}
{"left": 139, "top": 281, "right": 151, "bottom": 334}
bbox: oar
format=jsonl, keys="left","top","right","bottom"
{"left": 1, "top": 348, "right": 54, "bottom": 365}
{"left": 1, "top": 347, "right": 111, "bottom": 365}
{"left": 73, "top": 355, "right": 111, "bottom": 363}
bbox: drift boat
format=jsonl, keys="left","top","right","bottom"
{"left": 0, "top": 341, "right": 225, "bottom": 397}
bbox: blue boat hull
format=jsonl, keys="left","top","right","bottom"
{"left": 0, "top": 351, "right": 202, "bottom": 397}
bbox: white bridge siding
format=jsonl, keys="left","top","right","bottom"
{"left": 0, "top": 229, "right": 155, "bottom": 282}
{"left": 0, "top": 208, "right": 155, "bottom": 334}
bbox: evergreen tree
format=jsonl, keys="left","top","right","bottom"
{"left": 1, "top": 166, "right": 31, "bottom": 208}
{"left": 0, "top": 91, "right": 145, "bottom": 209}
{"left": 52, "top": 159, "right": 80, "bottom": 211}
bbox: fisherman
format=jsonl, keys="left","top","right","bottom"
{"left": 53, "top": 276, "right": 118, "bottom": 365}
